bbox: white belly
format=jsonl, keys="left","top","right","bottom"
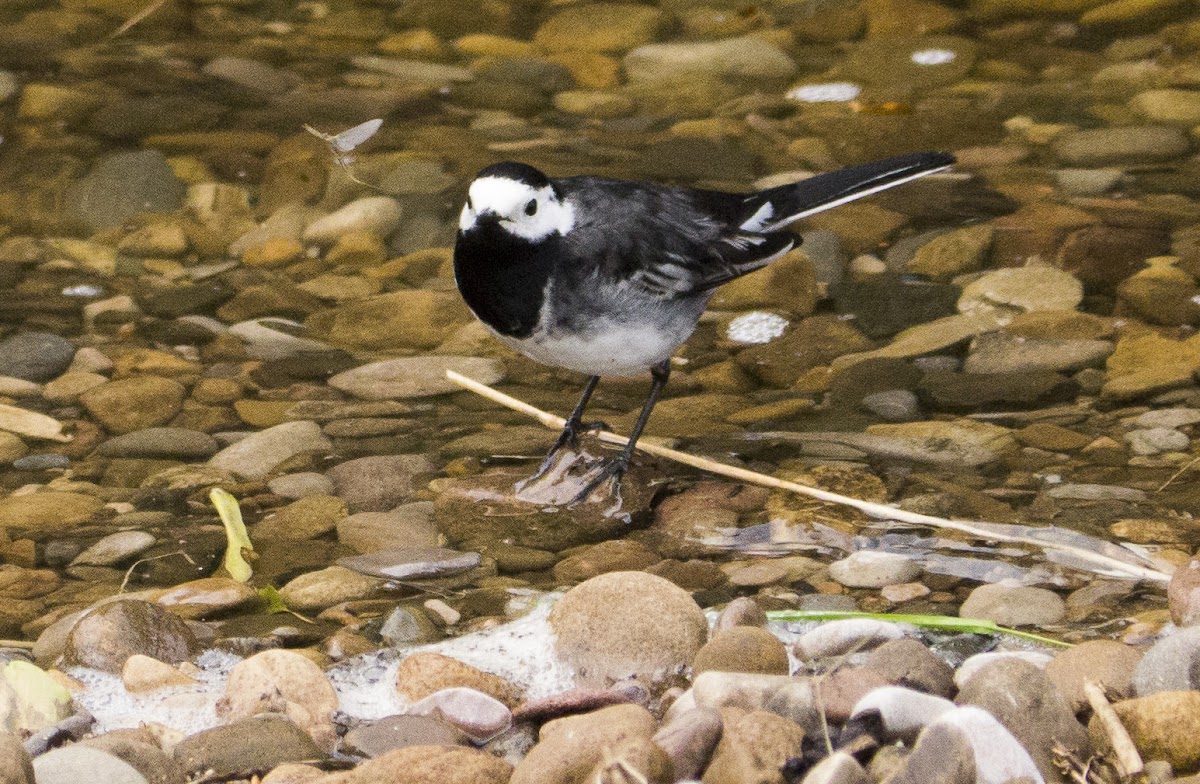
{"left": 501, "top": 321, "right": 682, "bottom": 377}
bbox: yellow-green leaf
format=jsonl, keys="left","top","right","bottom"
{"left": 211, "top": 488, "right": 254, "bottom": 583}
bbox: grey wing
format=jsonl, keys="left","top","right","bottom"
{"left": 563, "top": 178, "right": 797, "bottom": 299}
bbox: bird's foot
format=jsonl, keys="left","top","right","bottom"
{"left": 523, "top": 419, "right": 611, "bottom": 485}
{"left": 567, "top": 455, "right": 629, "bottom": 508}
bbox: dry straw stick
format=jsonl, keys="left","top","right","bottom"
{"left": 446, "top": 371, "right": 1171, "bottom": 585}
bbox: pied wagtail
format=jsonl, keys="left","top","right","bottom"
{"left": 453, "top": 151, "right": 956, "bottom": 504}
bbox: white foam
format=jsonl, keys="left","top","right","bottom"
{"left": 911, "top": 48, "right": 957, "bottom": 65}
{"left": 75, "top": 592, "right": 577, "bottom": 735}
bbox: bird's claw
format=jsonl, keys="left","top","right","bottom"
{"left": 567, "top": 457, "right": 628, "bottom": 507}
{"left": 526, "top": 419, "right": 612, "bottom": 484}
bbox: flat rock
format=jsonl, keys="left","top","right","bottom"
{"left": 33, "top": 746, "right": 147, "bottom": 784}
{"left": 338, "top": 547, "right": 481, "bottom": 581}
{"left": 173, "top": 716, "right": 325, "bottom": 777}
{"left": 1052, "top": 125, "right": 1191, "bottom": 165}
{"left": 96, "top": 428, "right": 219, "bottom": 458}
{"left": 325, "top": 454, "right": 434, "bottom": 512}
{"left": 328, "top": 356, "right": 504, "bottom": 400}
{"left": 69, "top": 531, "right": 156, "bottom": 567}
{"left": 959, "top": 582, "right": 1065, "bottom": 627}
{"left": 829, "top": 551, "right": 922, "bottom": 588}
{"left": 64, "top": 150, "right": 186, "bottom": 233}
{"left": 81, "top": 377, "right": 186, "bottom": 435}
{"left": 342, "top": 714, "right": 468, "bottom": 758}
{"left": 625, "top": 35, "right": 796, "bottom": 83}
{"left": 208, "top": 421, "right": 332, "bottom": 479}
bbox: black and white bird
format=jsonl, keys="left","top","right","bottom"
{"left": 453, "top": 151, "right": 956, "bottom": 504}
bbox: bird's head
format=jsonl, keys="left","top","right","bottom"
{"left": 458, "top": 161, "right": 575, "bottom": 242}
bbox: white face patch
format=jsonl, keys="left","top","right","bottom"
{"left": 458, "top": 175, "right": 575, "bottom": 240}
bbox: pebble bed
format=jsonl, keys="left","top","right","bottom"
{"left": 3, "top": 0, "right": 1200, "bottom": 782}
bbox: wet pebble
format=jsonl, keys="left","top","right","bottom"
{"left": 549, "top": 571, "right": 708, "bottom": 685}
{"left": 62, "top": 600, "right": 198, "bottom": 673}
{"left": 395, "top": 652, "right": 521, "bottom": 708}
{"left": 69, "top": 531, "right": 155, "bottom": 567}
{"left": 1132, "top": 625, "right": 1200, "bottom": 694}
{"left": 510, "top": 703, "right": 656, "bottom": 784}
{"left": 325, "top": 454, "right": 434, "bottom": 512}
{"left": 64, "top": 150, "right": 186, "bottom": 233}
{"left": 268, "top": 472, "right": 336, "bottom": 499}
{"left": 404, "top": 687, "right": 511, "bottom": 741}
{"left": 328, "top": 356, "right": 504, "bottom": 400}
{"left": 0, "top": 332, "right": 75, "bottom": 382}
{"left": 793, "top": 618, "right": 905, "bottom": 659}
{"left": 220, "top": 649, "right": 339, "bottom": 750}
{"left": 829, "top": 551, "right": 921, "bottom": 588}
{"left": 341, "top": 714, "right": 467, "bottom": 758}
{"left": 95, "top": 428, "right": 219, "bottom": 459}
{"left": 278, "top": 566, "right": 385, "bottom": 612}
{"left": 208, "top": 421, "right": 332, "bottom": 480}
{"left": 80, "top": 377, "right": 186, "bottom": 435}
{"left": 693, "top": 627, "right": 789, "bottom": 675}
{"left": 1051, "top": 125, "right": 1191, "bottom": 165}
{"left": 1043, "top": 639, "right": 1142, "bottom": 712}
{"left": 958, "top": 582, "right": 1065, "bottom": 627}
{"left": 337, "top": 546, "right": 481, "bottom": 581}
{"left": 318, "top": 745, "right": 511, "bottom": 784}
{"left": 173, "top": 716, "right": 325, "bottom": 779}
{"left": 1098, "top": 691, "right": 1200, "bottom": 773}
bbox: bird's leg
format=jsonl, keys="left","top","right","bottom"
{"left": 524, "top": 375, "right": 603, "bottom": 483}
{"left": 569, "top": 359, "right": 670, "bottom": 506}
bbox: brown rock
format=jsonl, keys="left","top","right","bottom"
{"left": 693, "top": 627, "right": 789, "bottom": 676}
{"left": 1044, "top": 640, "right": 1143, "bottom": 712}
{"left": 510, "top": 704, "right": 656, "bottom": 784}
{"left": 652, "top": 707, "right": 723, "bottom": 782}
{"left": 81, "top": 376, "right": 187, "bottom": 434}
{"left": 395, "top": 652, "right": 521, "bottom": 708}
{"left": 588, "top": 736, "right": 672, "bottom": 784}
{"left": 328, "top": 291, "right": 471, "bottom": 350}
{"left": 255, "top": 495, "right": 348, "bottom": 541}
{"left": 219, "top": 649, "right": 340, "bottom": 751}
{"left": 865, "top": 638, "right": 956, "bottom": 697}
{"left": 63, "top": 600, "right": 198, "bottom": 673}
{"left": 0, "top": 491, "right": 103, "bottom": 533}
{"left": 1170, "top": 557, "right": 1200, "bottom": 627}
{"left": 552, "top": 540, "right": 659, "bottom": 584}
{"left": 702, "top": 709, "right": 805, "bottom": 784}
{"left": 549, "top": 571, "right": 708, "bottom": 685}
{"left": 1097, "top": 691, "right": 1200, "bottom": 774}
{"left": 321, "top": 744, "right": 513, "bottom": 784}
{"left": 0, "top": 732, "right": 34, "bottom": 784}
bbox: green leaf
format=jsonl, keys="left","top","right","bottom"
{"left": 211, "top": 487, "right": 254, "bottom": 583}
{"left": 765, "top": 610, "right": 1071, "bottom": 648}
{"left": 257, "top": 585, "right": 289, "bottom": 615}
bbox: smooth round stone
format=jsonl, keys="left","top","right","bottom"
{"left": 221, "top": 649, "right": 339, "bottom": 750}
{"left": 829, "top": 551, "right": 922, "bottom": 588}
{"left": 278, "top": 566, "right": 385, "bottom": 612}
{"left": 62, "top": 599, "right": 198, "bottom": 673}
{"left": 793, "top": 618, "right": 906, "bottom": 660}
{"left": 958, "top": 267, "right": 1083, "bottom": 320}
{"left": 302, "top": 197, "right": 404, "bottom": 246}
{"left": 201, "top": 56, "right": 301, "bottom": 94}
{"left": 624, "top": 35, "right": 796, "bottom": 83}
{"left": 1135, "top": 407, "right": 1200, "bottom": 428}
{"left": 33, "top": 746, "right": 147, "bottom": 784}
{"left": 154, "top": 577, "right": 259, "bottom": 619}
{"left": 267, "top": 472, "right": 336, "bottom": 499}
{"left": 227, "top": 318, "right": 336, "bottom": 361}
{"left": 405, "top": 687, "right": 512, "bottom": 741}
{"left": 173, "top": 716, "right": 326, "bottom": 778}
{"left": 64, "top": 150, "right": 186, "bottom": 233}
{"left": 80, "top": 377, "right": 187, "bottom": 435}
{"left": 0, "top": 332, "right": 75, "bottom": 383}
{"left": 337, "top": 547, "right": 481, "bottom": 580}
{"left": 958, "top": 582, "right": 1065, "bottom": 627}
{"left": 860, "top": 389, "right": 921, "bottom": 421}
{"left": 207, "top": 421, "right": 333, "bottom": 480}
{"left": 11, "top": 454, "right": 70, "bottom": 471}
{"left": 1125, "top": 427, "right": 1190, "bottom": 455}
{"left": 69, "top": 530, "right": 156, "bottom": 567}
{"left": 1051, "top": 126, "right": 1191, "bottom": 166}
{"left": 342, "top": 714, "right": 468, "bottom": 758}
{"left": 843, "top": 35, "right": 976, "bottom": 88}
{"left": 96, "top": 428, "right": 219, "bottom": 459}
{"left": 328, "top": 355, "right": 504, "bottom": 400}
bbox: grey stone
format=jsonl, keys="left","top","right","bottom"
{"left": 96, "top": 428, "right": 220, "bottom": 459}
{"left": 0, "top": 333, "right": 75, "bottom": 382}
{"left": 33, "top": 746, "right": 147, "bottom": 784}
{"left": 64, "top": 151, "right": 186, "bottom": 234}
{"left": 1133, "top": 625, "right": 1200, "bottom": 695}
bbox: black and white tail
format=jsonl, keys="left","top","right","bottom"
{"left": 740, "top": 151, "right": 956, "bottom": 232}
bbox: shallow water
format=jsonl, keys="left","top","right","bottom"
{"left": 2, "top": 0, "right": 1200, "bottom": 659}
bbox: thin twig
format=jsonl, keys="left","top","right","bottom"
{"left": 1084, "top": 680, "right": 1143, "bottom": 780}
{"left": 446, "top": 371, "right": 1171, "bottom": 584}
{"left": 1156, "top": 454, "right": 1200, "bottom": 492}
{"left": 120, "top": 551, "right": 197, "bottom": 592}
{"left": 0, "top": 639, "right": 35, "bottom": 649}
{"left": 109, "top": 0, "right": 167, "bottom": 38}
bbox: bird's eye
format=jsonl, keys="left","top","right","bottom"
{"left": 525, "top": 199, "right": 538, "bottom": 216}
